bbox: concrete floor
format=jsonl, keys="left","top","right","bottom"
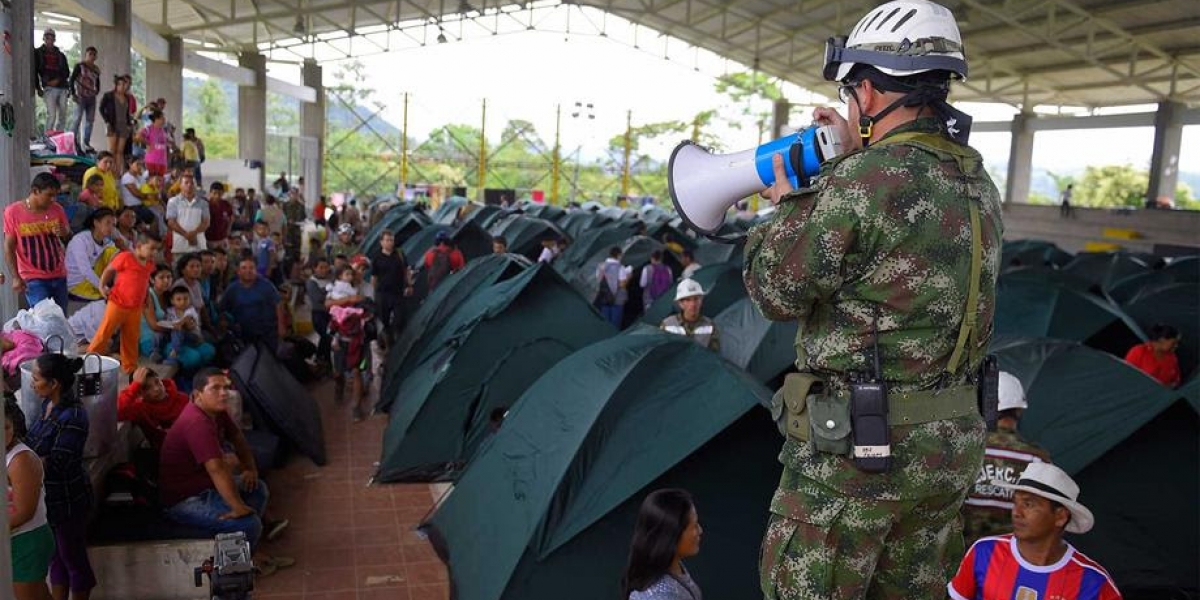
{"left": 250, "top": 376, "right": 449, "bottom": 600}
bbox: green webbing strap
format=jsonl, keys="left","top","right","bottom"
{"left": 945, "top": 201, "right": 982, "bottom": 376}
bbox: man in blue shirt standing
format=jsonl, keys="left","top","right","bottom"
{"left": 219, "top": 255, "right": 287, "bottom": 354}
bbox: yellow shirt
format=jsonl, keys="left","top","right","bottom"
{"left": 82, "top": 167, "right": 120, "bottom": 211}
{"left": 182, "top": 140, "right": 199, "bottom": 162}
{"left": 140, "top": 183, "right": 161, "bottom": 206}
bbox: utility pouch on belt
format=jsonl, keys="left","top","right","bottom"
{"left": 807, "top": 391, "right": 852, "bottom": 456}
{"left": 777, "top": 373, "right": 824, "bottom": 441}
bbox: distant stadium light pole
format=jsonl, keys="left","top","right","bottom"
{"left": 478, "top": 98, "right": 487, "bottom": 200}
{"left": 622, "top": 109, "right": 632, "bottom": 201}
{"left": 400, "top": 92, "right": 409, "bottom": 194}
{"left": 552, "top": 103, "right": 561, "bottom": 206}
{"left": 569, "top": 101, "right": 595, "bottom": 204}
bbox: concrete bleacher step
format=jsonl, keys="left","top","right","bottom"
{"left": 89, "top": 539, "right": 214, "bottom": 600}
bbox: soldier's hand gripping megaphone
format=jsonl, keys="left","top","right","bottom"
{"left": 667, "top": 124, "right": 844, "bottom": 236}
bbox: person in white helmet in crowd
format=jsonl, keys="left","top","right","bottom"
{"left": 949, "top": 462, "right": 1122, "bottom": 600}
{"left": 749, "top": 0, "right": 1003, "bottom": 598}
{"left": 960, "top": 371, "right": 1051, "bottom": 544}
{"left": 659, "top": 279, "right": 719, "bottom": 351}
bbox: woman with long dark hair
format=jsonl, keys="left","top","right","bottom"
{"left": 23, "top": 353, "right": 96, "bottom": 599}
{"left": 7, "top": 396, "right": 56, "bottom": 600}
{"left": 621, "top": 489, "right": 704, "bottom": 600}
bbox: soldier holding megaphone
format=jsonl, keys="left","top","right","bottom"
{"left": 718, "top": 1, "right": 1006, "bottom": 599}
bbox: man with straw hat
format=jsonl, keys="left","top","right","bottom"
{"left": 948, "top": 462, "right": 1122, "bottom": 600}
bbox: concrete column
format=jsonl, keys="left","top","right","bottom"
{"left": 1, "top": 0, "right": 36, "bottom": 582}
{"left": 80, "top": 0, "right": 132, "bottom": 151}
{"left": 145, "top": 36, "right": 183, "bottom": 134}
{"left": 772, "top": 97, "right": 791, "bottom": 139}
{"left": 1004, "top": 111, "right": 1035, "bottom": 204}
{"left": 237, "top": 52, "right": 267, "bottom": 192}
{"left": 300, "top": 59, "right": 324, "bottom": 208}
{"left": 1146, "top": 101, "right": 1184, "bottom": 208}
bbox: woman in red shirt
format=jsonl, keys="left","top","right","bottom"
{"left": 1125, "top": 324, "right": 1182, "bottom": 387}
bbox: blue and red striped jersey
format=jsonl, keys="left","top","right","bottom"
{"left": 949, "top": 534, "right": 1122, "bottom": 600}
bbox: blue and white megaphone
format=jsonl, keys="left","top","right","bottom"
{"left": 668, "top": 124, "right": 844, "bottom": 236}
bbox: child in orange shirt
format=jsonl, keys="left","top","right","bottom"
{"left": 88, "top": 234, "right": 162, "bottom": 374}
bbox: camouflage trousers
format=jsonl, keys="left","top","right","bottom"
{"left": 759, "top": 474, "right": 969, "bottom": 600}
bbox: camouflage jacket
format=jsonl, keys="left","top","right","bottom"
{"left": 745, "top": 118, "right": 1003, "bottom": 393}
{"left": 282, "top": 200, "right": 307, "bottom": 226}
{"left": 746, "top": 118, "right": 1003, "bottom": 501}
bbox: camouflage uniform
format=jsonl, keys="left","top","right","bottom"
{"left": 660, "top": 313, "right": 720, "bottom": 351}
{"left": 961, "top": 423, "right": 1050, "bottom": 545}
{"left": 745, "top": 118, "right": 1003, "bottom": 600}
{"left": 282, "top": 199, "right": 307, "bottom": 256}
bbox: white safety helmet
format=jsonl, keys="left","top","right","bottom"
{"left": 824, "top": 0, "right": 968, "bottom": 83}
{"left": 997, "top": 371, "right": 1028, "bottom": 413}
{"left": 674, "top": 279, "right": 706, "bottom": 302}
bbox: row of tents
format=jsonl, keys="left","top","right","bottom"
{"left": 352, "top": 199, "right": 1196, "bottom": 600}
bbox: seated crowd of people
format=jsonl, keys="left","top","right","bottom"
{"left": 2, "top": 167, "right": 397, "bottom": 598}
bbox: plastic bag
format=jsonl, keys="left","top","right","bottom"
{"left": 3, "top": 298, "right": 78, "bottom": 350}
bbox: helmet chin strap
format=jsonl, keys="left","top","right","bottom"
{"left": 855, "top": 84, "right": 964, "bottom": 148}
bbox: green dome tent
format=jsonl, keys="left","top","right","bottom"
{"left": 999, "top": 265, "right": 1094, "bottom": 292}
{"left": 692, "top": 237, "right": 746, "bottom": 269}
{"left": 489, "top": 216, "right": 569, "bottom": 262}
{"left": 995, "top": 277, "right": 1146, "bottom": 355}
{"left": 1062, "top": 252, "right": 1149, "bottom": 289}
{"left": 992, "top": 337, "right": 1177, "bottom": 473}
{"left": 420, "top": 332, "right": 779, "bottom": 600}
{"left": 993, "top": 338, "right": 1197, "bottom": 596}
{"left": 1104, "top": 269, "right": 1185, "bottom": 304}
{"left": 562, "top": 236, "right": 680, "bottom": 326}
{"left": 1121, "top": 283, "right": 1199, "bottom": 380}
{"left": 553, "top": 220, "right": 641, "bottom": 277}
{"left": 641, "top": 263, "right": 747, "bottom": 326}
{"left": 1001, "top": 239, "right": 1073, "bottom": 269}
{"left": 715, "top": 296, "right": 799, "bottom": 385}
{"left": 375, "top": 264, "right": 615, "bottom": 482}
{"left": 638, "top": 204, "right": 673, "bottom": 225}
{"left": 644, "top": 221, "right": 698, "bottom": 254}
{"left": 431, "top": 196, "right": 474, "bottom": 225}
{"left": 378, "top": 254, "right": 532, "bottom": 413}
{"left": 523, "top": 203, "right": 566, "bottom": 223}
{"left": 402, "top": 222, "right": 496, "bottom": 300}
{"left": 1161, "top": 255, "right": 1199, "bottom": 282}
{"left": 557, "top": 210, "right": 611, "bottom": 239}
{"left": 359, "top": 205, "right": 430, "bottom": 260}
{"left": 460, "top": 204, "right": 504, "bottom": 228}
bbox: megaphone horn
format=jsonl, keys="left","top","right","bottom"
{"left": 668, "top": 125, "right": 844, "bottom": 237}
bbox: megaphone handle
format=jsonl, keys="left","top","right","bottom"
{"left": 704, "top": 231, "right": 748, "bottom": 245}
{"left": 788, "top": 143, "right": 804, "bottom": 189}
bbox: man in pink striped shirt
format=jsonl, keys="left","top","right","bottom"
{"left": 4, "top": 173, "right": 71, "bottom": 311}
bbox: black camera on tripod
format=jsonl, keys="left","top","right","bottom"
{"left": 194, "top": 532, "right": 255, "bottom": 600}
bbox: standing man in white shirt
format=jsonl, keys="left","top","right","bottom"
{"left": 166, "top": 172, "right": 209, "bottom": 258}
